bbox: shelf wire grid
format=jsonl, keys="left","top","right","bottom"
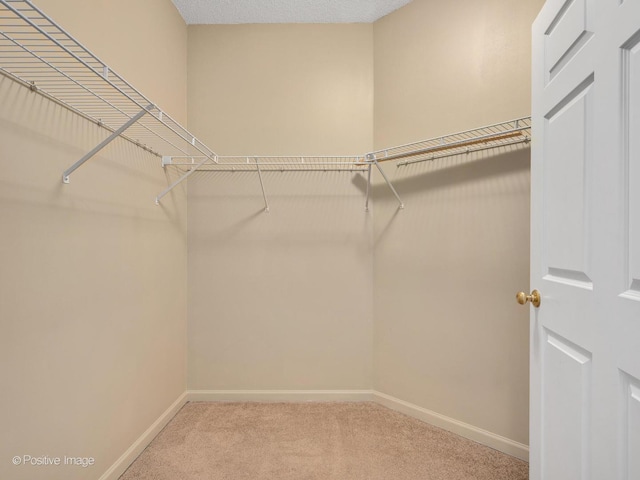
{"left": 368, "top": 117, "right": 531, "bottom": 167}
{"left": 0, "top": 0, "right": 531, "bottom": 207}
{"left": 0, "top": 0, "right": 215, "bottom": 160}
{"left": 167, "top": 155, "right": 368, "bottom": 173}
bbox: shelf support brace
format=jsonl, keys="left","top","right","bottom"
{"left": 255, "top": 158, "right": 270, "bottom": 213}
{"left": 365, "top": 163, "right": 372, "bottom": 212}
{"left": 155, "top": 154, "right": 217, "bottom": 205}
{"left": 62, "top": 104, "right": 155, "bottom": 183}
{"left": 368, "top": 154, "right": 404, "bottom": 209}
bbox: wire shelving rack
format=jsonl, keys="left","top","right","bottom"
{"left": 0, "top": 0, "right": 217, "bottom": 184}
{"left": 0, "top": 0, "right": 531, "bottom": 211}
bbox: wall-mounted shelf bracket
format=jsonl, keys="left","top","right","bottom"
{"left": 62, "top": 104, "right": 155, "bottom": 183}
{"left": 366, "top": 154, "right": 405, "bottom": 209}
{"left": 254, "top": 158, "right": 270, "bottom": 213}
{"left": 365, "top": 164, "right": 372, "bottom": 212}
{"left": 155, "top": 154, "right": 218, "bottom": 205}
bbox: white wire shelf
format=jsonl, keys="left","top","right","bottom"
{"left": 367, "top": 117, "right": 531, "bottom": 167}
{"left": 158, "top": 155, "right": 369, "bottom": 210}
{"left": 164, "top": 155, "right": 368, "bottom": 172}
{"left": 360, "top": 116, "right": 531, "bottom": 208}
{"left": 0, "top": 0, "right": 531, "bottom": 211}
{"left": 0, "top": 0, "right": 216, "bottom": 183}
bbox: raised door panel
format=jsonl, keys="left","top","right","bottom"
{"left": 621, "top": 372, "right": 640, "bottom": 480}
{"left": 543, "top": 76, "right": 593, "bottom": 288}
{"left": 624, "top": 32, "right": 640, "bottom": 297}
{"left": 544, "top": 0, "right": 594, "bottom": 83}
{"left": 542, "top": 330, "right": 592, "bottom": 479}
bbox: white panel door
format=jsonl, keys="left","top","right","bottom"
{"left": 531, "top": 1, "right": 640, "bottom": 479}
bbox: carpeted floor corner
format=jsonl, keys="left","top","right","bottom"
{"left": 119, "top": 402, "right": 528, "bottom": 480}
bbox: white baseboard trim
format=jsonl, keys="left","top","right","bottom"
{"left": 188, "top": 389, "right": 528, "bottom": 460}
{"left": 99, "top": 388, "right": 527, "bottom": 479}
{"left": 99, "top": 391, "right": 189, "bottom": 480}
{"left": 372, "top": 391, "right": 529, "bottom": 461}
{"left": 187, "top": 389, "right": 375, "bottom": 402}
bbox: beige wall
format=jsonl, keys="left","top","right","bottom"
{"left": 374, "top": 0, "right": 540, "bottom": 148}
{"left": 372, "top": 0, "right": 543, "bottom": 445}
{"left": 187, "top": 24, "right": 373, "bottom": 155}
{"left": 187, "top": 172, "right": 374, "bottom": 390}
{"left": 187, "top": 24, "right": 374, "bottom": 390}
{"left": 0, "top": 1, "right": 188, "bottom": 479}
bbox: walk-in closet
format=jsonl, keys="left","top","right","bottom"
{"left": 2, "top": 0, "right": 575, "bottom": 479}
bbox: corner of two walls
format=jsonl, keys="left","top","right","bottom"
{"left": 0, "top": 1, "right": 188, "bottom": 479}
{"left": 185, "top": 0, "right": 543, "bottom": 452}
{"left": 372, "top": 0, "right": 545, "bottom": 447}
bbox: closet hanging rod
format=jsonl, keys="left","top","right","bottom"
{"left": 362, "top": 116, "right": 531, "bottom": 209}
{"left": 368, "top": 117, "right": 531, "bottom": 157}
{"left": 366, "top": 117, "right": 531, "bottom": 163}
{"left": 397, "top": 136, "right": 530, "bottom": 167}
{"left": 376, "top": 130, "right": 526, "bottom": 163}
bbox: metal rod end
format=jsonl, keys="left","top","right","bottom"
{"left": 399, "top": 204, "right": 405, "bottom": 209}
{"left": 155, "top": 198, "right": 160, "bottom": 206}
{"left": 62, "top": 175, "right": 70, "bottom": 184}
{"left": 265, "top": 207, "right": 270, "bottom": 213}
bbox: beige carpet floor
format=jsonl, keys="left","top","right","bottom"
{"left": 119, "top": 402, "right": 528, "bottom": 480}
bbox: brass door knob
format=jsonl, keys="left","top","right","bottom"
{"left": 516, "top": 289, "right": 541, "bottom": 308}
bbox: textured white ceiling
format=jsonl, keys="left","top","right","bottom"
{"left": 171, "top": 0, "right": 414, "bottom": 24}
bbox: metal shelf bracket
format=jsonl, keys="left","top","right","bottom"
{"left": 365, "top": 164, "right": 372, "bottom": 212}
{"left": 254, "top": 158, "right": 270, "bottom": 213}
{"left": 367, "top": 154, "right": 405, "bottom": 209}
{"left": 155, "top": 154, "right": 217, "bottom": 205}
{"left": 62, "top": 104, "right": 155, "bottom": 183}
